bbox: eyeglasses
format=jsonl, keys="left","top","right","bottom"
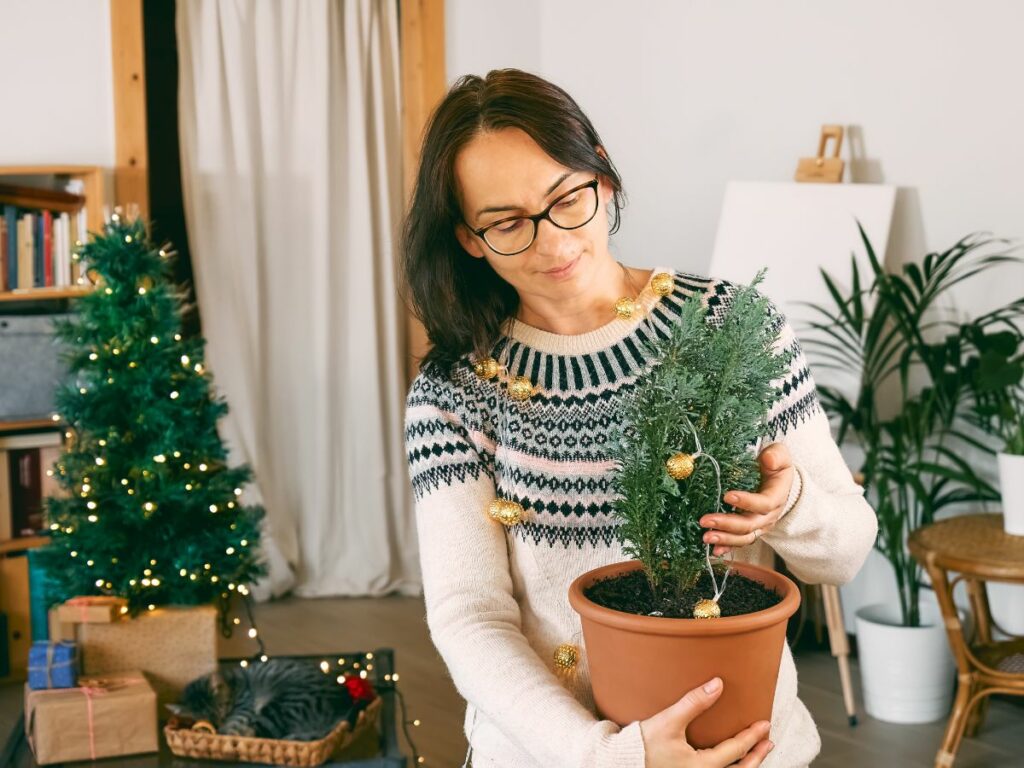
{"left": 464, "top": 178, "right": 600, "bottom": 256}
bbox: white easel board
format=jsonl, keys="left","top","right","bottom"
{"left": 709, "top": 181, "right": 897, "bottom": 330}
{"left": 709, "top": 180, "right": 896, "bottom": 406}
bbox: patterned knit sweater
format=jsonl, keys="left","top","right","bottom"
{"left": 404, "top": 266, "right": 877, "bottom": 768}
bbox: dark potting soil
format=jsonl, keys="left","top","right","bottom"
{"left": 583, "top": 568, "right": 782, "bottom": 619}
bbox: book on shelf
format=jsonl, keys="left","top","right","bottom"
{"left": 0, "top": 181, "right": 88, "bottom": 293}
{"left": 2, "top": 205, "right": 16, "bottom": 290}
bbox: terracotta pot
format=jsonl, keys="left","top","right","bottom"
{"left": 568, "top": 559, "right": 800, "bottom": 748}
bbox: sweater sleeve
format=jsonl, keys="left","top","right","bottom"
{"left": 756, "top": 305, "right": 878, "bottom": 586}
{"left": 404, "top": 366, "right": 646, "bottom": 768}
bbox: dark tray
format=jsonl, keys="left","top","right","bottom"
{"left": 3, "top": 649, "right": 408, "bottom": 768}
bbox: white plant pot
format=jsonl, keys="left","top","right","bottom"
{"left": 855, "top": 601, "right": 956, "bottom": 723}
{"left": 998, "top": 452, "right": 1024, "bottom": 536}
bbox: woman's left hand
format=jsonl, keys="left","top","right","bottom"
{"left": 699, "top": 443, "right": 794, "bottom": 557}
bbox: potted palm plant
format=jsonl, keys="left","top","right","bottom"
{"left": 802, "top": 223, "right": 1020, "bottom": 722}
{"left": 567, "top": 272, "right": 801, "bottom": 748}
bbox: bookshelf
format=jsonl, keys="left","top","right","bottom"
{"left": 0, "top": 418, "right": 63, "bottom": 433}
{"left": 0, "top": 165, "right": 104, "bottom": 432}
{"left": 0, "top": 164, "right": 105, "bottom": 303}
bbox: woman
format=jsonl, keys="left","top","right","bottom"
{"left": 401, "top": 68, "right": 876, "bottom": 768}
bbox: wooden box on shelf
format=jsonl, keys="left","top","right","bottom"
{"left": 0, "top": 420, "right": 63, "bottom": 682}
{"left": 0, "top": 165, "right": 105, "bottom": 304}
{"left": 0, "top": 534, "right": 51, "bottom": 684}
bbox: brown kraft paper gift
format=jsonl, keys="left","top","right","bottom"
{"left": 79, "top": 604, "right": 218, "bottom": 712}
{"left": 24, "top": 670, "right": 158, "bottom": 764}
{"left": 56, "top": 596, "right": 128, "bottom": 625}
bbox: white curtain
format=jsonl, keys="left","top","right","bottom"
{"left": 175, "top": 0, "right": 420, "bottom": 598}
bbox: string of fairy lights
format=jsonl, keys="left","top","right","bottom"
{"left": 43, "top": 208, "right": 424, "bottom": 763}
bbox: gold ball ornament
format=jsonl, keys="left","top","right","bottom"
{"left": 666, "top": 452, "right": 696, "bottom": 480}
{"left": 553, "top": 643, "right": 579, "bottom": 671}
{"left": 507, "top": 376, "right": 534, "bottom": 401}
{"left": 474, "top": 357, "right": 500, "bottom": 380}
{"left": 693, "top": 598, "right": 721, "bottom": 619}
{"left": 614, "top": 297, "right": 638, "bottom": 319}
{"left": 488, "top": 498, "right": 525, "bottom": 527}
{"left": 651, "top": 272, "right": 674, "bottom": 296}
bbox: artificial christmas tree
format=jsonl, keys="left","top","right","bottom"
{"left": 35, "top": 210, "right": 266, "bottom": 635}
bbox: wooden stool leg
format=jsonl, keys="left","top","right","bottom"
{"left": 962, "top": 579, "right": 992, "bottom": 736}
{"left": 821, "top": 583, "right": 857, "bottom": 726}
{"left": 811, "top": 583, "right": 825, "bottom": 645}
{"left": 964, "top": 693, "right": 989, "bottom": 738}
{"left": 936, "top": 676, "right": 973, "bottom": 768}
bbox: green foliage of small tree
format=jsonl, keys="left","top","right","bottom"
{"left": 36, "top": 215, "right": 266, "bottom": 617}
{"left": 608, "top": 272, "right": 790, "bottom": 600}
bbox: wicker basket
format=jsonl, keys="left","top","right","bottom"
{"left": 164, "top": 696, "right": 382, "bottom": 766}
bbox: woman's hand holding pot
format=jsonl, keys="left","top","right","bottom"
{"left": 639, "top": 677, "right": 774, "bottom": 767}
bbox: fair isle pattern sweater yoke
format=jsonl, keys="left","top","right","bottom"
{"left": 407, "top": 269, "right": 819, "bottom": 551}
{"left": 404, "top": 266, "right": 877, "bottom": 768}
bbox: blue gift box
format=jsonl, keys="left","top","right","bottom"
{"left": 27, "top": 641, "right": 78, "bottom": 690}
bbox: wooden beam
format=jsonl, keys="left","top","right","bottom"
{"left": 109, "top": 0, "right": 149, "bottom": 221}
{"left": 400, "top": 0, "right": 447, "bottom": 385}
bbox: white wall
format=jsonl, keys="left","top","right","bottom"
{"left": 447, "top": 0, "right": 1024, "bottom": 312}
{"left": 0, "top": 0, "right": 115, "bottom": 166}
{"left": 448, "top": 0, "right": 1024, "bottom": 631}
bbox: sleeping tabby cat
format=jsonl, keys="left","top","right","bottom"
{"left": 166, "top": 658, "right": 359, "bottom": 740}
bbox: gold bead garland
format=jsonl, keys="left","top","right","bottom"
{"left": 693, "top": 598, "right": 721, "bottom": 619}
{"left": 651, "top": 272, "right": 674, "bottom": 296}
{"left": 479, "top": 267, "right": 686, "bottom": 661}
{"left": 666, "top": 452, "right": 696, "bottom": 480}
{"left": 471, "top": 266, "right": 673, "bottom": 399}
{"left": 507, "top": 376, "right": 535, "bottom": 401}
{"left": 613, "top": 297, "right": 638, "bottom": 320}
{"left": 487, "top": 498, "right": 525, "bottom": 527}
{"left": 553, "top": 643, "right": 579, "bottom": 672}
{"left": 474, "top": 357, "right": 500, "bottom": 380}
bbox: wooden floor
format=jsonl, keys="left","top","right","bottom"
{"left": 3, "top": 595, "right": 1022, "bottom": 766}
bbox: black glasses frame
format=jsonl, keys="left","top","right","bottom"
{"left": 464, "top": 178, "right": 600, "bottom": 256}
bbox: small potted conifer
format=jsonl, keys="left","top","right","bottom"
{"left": 568, "top": 273, "right": 801, "bottom": 748}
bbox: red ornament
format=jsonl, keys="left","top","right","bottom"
{"left": 343, "top": 673, "right": 376, "bottom": 702}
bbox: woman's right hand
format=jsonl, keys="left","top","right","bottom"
{"left": 639, "top": 677, "right": 773, "bottom": 767}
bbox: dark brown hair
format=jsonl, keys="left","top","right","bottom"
{"left": 400, "top": 68, "right": 626, "bottom": 376}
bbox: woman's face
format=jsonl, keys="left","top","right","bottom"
{"left": 453, "top": 127, "right": 616, "bottom": 303}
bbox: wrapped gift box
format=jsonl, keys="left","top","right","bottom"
{"left": 79, "top": 604, "right": 218, "bottom": 711}
{"left": 24, "top": 670, "right": 158, "bottom": 764}
{"left": 27, "top": 641, "right": 78, "bottom": 689}
{"left": 56, "top": 595, "right": 127, "bottom": 625}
